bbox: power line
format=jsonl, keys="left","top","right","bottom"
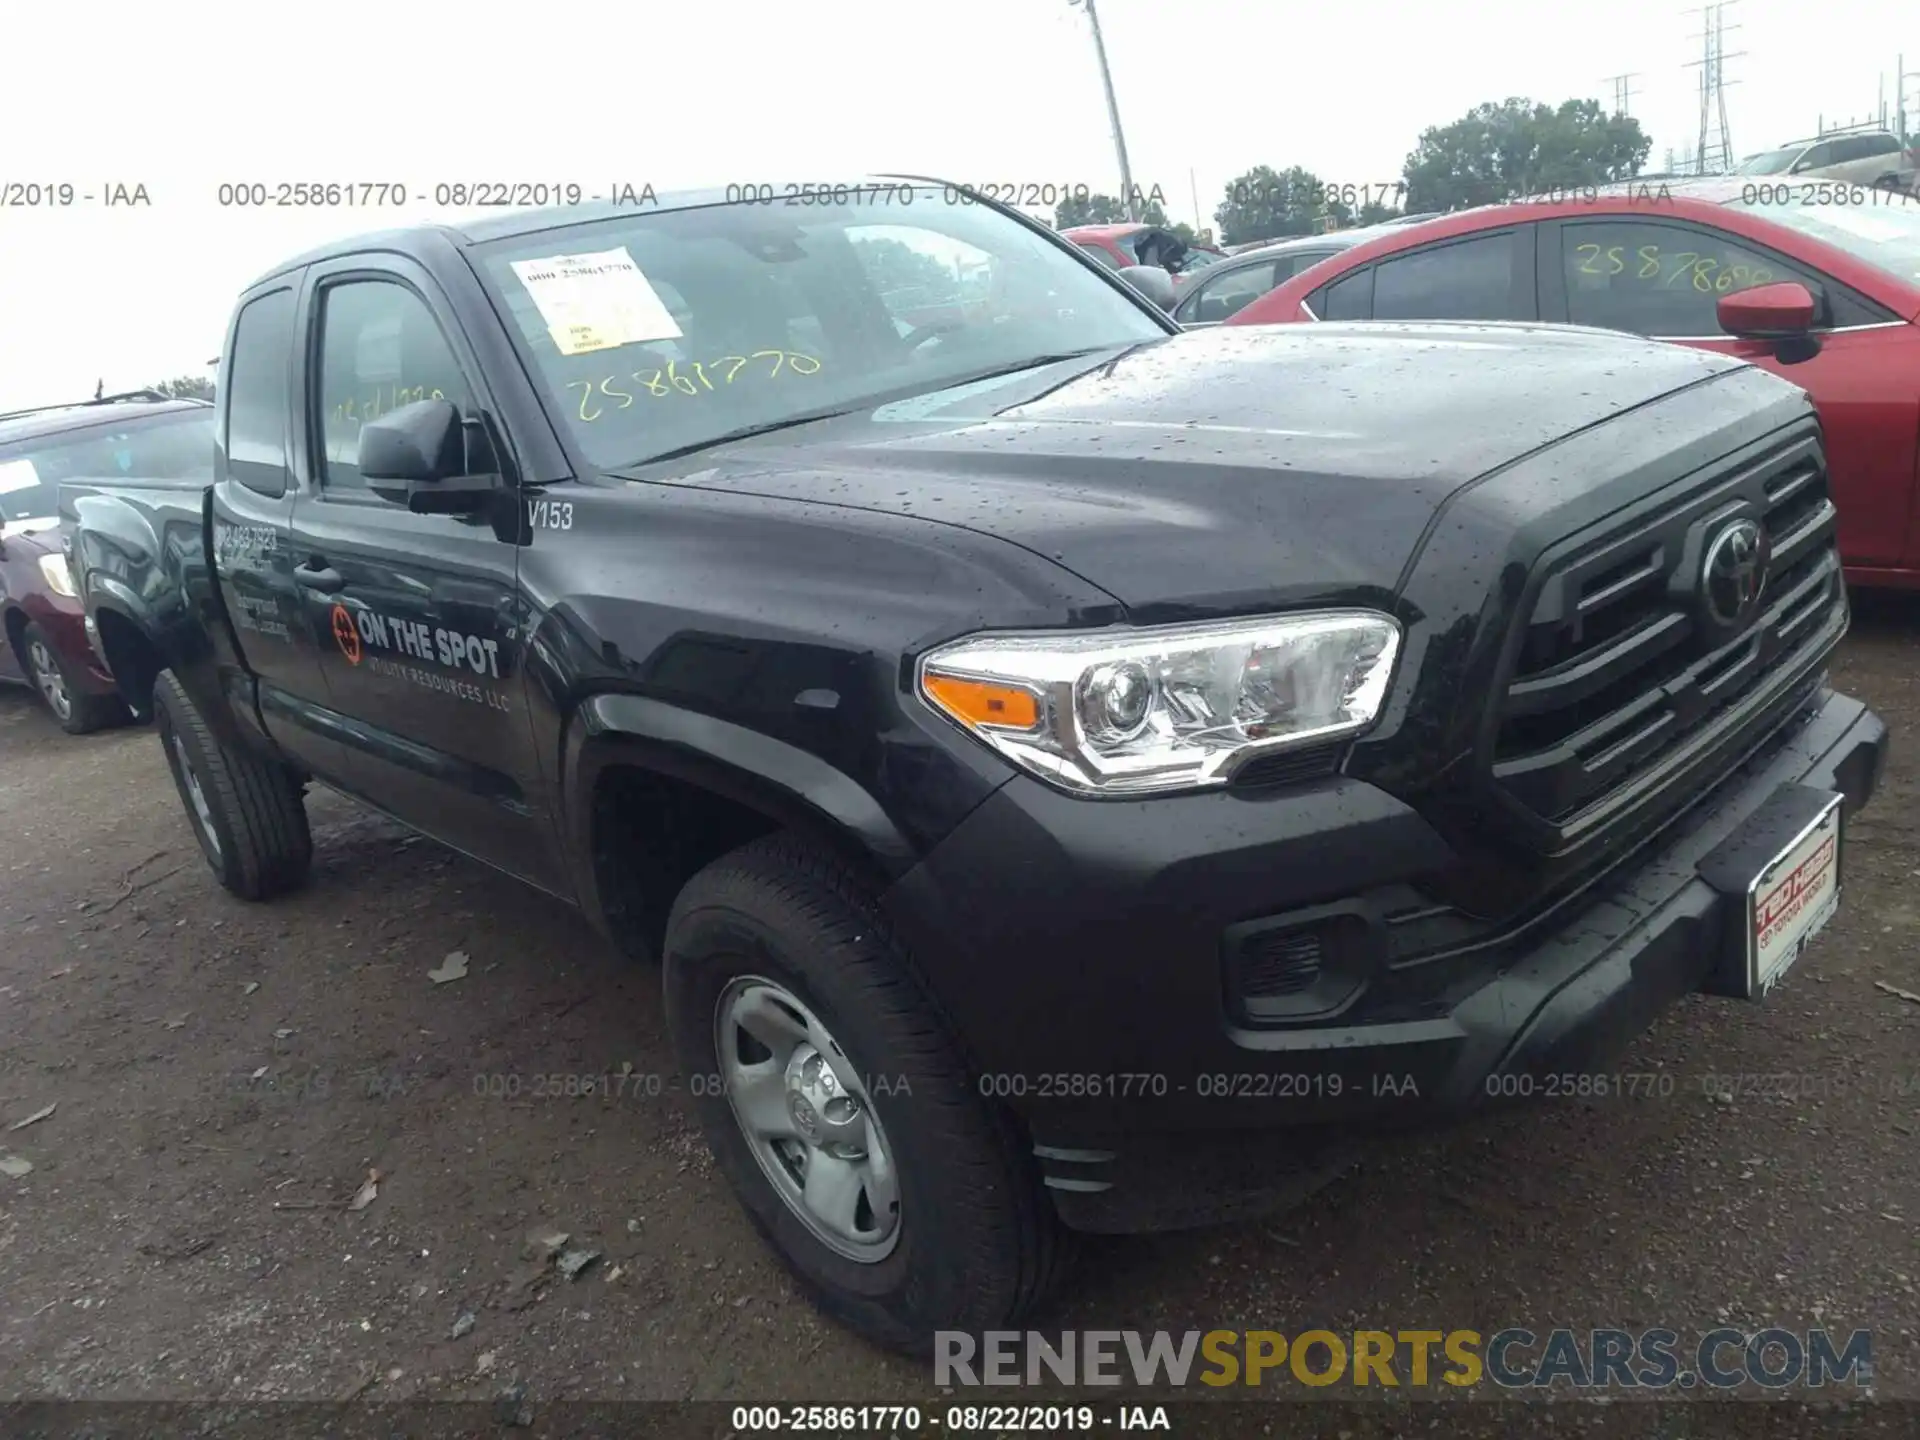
{"left": 1685, "top": 2, "right": 1746, "bottom": 173}
{"left": 1604, "top": 72, "right": 1640, "bottom": 116}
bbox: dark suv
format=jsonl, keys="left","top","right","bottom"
{"left": 0, "top": 391, "right": 215, "bottom": 732}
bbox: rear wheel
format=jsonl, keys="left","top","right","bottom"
{"left": 152, "top": 669, "right": 312, "bottom": 899}
{"left": 662, "top": 833, "right": 1067, "bottom": 1355}
{"left": 22, "top": 623, "right": 125, "bottom": 735}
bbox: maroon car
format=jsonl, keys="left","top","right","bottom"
{"left": 0, "top": 392, "right": 215, "bottom": 732}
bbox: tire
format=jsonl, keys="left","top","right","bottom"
{"left": 663, "top": 833, "right": 1067, "bottom": 1355}
{"left": 21, "top": 622, "right": 126, "bottom": 735}
{"left": 152, "top": 668, "right": 312, "bottom": 900}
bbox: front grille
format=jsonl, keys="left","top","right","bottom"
{"left": 1486, "top": 432, "right": 1843, "bottom": 848}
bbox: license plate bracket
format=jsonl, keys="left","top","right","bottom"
{"left": 1697, "top": 783, "right": 1844, "bottom": 1001}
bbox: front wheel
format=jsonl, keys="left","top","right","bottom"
{"left": 21, "top": 622, "right": 125, "bottom": 735}
{"left": 662, "top": 834, "right": 1067, "bottom": 1355}
{"left": 152, "top": 669, "right": 312, "bottom": 900}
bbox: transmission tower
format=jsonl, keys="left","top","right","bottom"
{"left": 1605, "top": 72, "right": 1640, "bottom": 116}
{"left": 1685, "top": 2, "right": 1745, "bottom": 173}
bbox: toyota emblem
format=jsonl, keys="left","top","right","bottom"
{"left": 1700, "top": 519, "right": 1770, "bottom": 629}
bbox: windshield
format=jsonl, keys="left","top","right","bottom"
{"left": 1725, "top": 196, "right": 1920, "bottom": 284}
{"left": 471, "top": 189, "right": 1167, "bottom": 469}
{"left": 1168, "top": 246, "right": 1223, "bottom": 274}
{"left": 0, "top": 410, "right": 214, "bottom": 525}
{"left": 1736, "top": 147, "right": 1807, "bottom": 176}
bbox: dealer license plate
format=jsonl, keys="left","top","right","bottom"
{"left": 1747, "top": 796, "right": 1842, "bottom": 999}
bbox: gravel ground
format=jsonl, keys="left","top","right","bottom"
{"left": 0, "top": 596, "right": 1916, "bottom": 1427}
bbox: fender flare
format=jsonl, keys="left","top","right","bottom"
{"left": 560, "top": 691, "right": 920, "bottom": 926}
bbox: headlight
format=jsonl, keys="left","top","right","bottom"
{"left": 917, "top": 611, "right": 1402, "bottom": 796}
{"left": 38, "top": 553, "right": 77, "bottom": 598}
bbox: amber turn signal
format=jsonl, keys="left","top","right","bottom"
{"left": 922, "top": 673, "right": 1041, "bottom": 731}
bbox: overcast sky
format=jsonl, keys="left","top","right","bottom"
{"left": 1, "top": 0, "right": 1909, "bottom": 408}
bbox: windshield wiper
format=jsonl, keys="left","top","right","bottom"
{"left": 623, "top": 406, "right": 861, "bottom": 468}
{"left": 616, "top": 348, "right": 1134, "bottom": 470}
{"left": 942, "top": 346, "right": 1127, "bottom": 389}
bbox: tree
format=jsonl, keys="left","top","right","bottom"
{"left": 1053, "top": 185, "right": 1173, "bottom": 231}
{"left": 1402, "top": 97, "right": 1651, "bottom": 212}
{"left": 1356, "top": 200, "right": 1403, "bottom": 226}
{"left": 150, "top": 375, "right": 215, "bottom": 401}
{"left": 1056, "top": 192, "right": 1128, "bottom": 228}
{"left": 1212, "top": 166, "right": 1354, "bottom": 247}
{"left": 848, "top": 235, "right": 958, "bottom": 302}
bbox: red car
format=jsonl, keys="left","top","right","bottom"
{"left": 0, "top": 392, "right": 215, "bottom": 732}
{"left": 1061, "top": 223, "right": 1226, "bottom": 283}
{"left": 1227, "top": 179, "right": 1920, "bottom": 588}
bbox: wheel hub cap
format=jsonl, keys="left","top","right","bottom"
{"left": 171, "top": 734, "right": 221, "bottom": 859}
{"left": 714, "top": 977, "right": 901, "bottom": 1263}
{"left": 29, "top": 641, "right": 69, "bottom": 719}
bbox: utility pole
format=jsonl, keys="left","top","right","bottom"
{"left": 1900, "top": 53, "right": 1914, "bottom": 143}
{"left": 1685, "top": 2, "right": 1744, "bottom": 173}
{"left": 1070, "top": 0, "right": 1139, "bottom": 221}
{"left": 1604, "top": 72, "right": 1640, "bottom": 116}
{"left": 1190, "top": 167, "right": 1202, "bottom": 235}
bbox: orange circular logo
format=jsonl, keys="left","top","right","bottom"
{"left": 331, "top": 604, "right": 362, "bottom": 665}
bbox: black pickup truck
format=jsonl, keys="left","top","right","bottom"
{"left": 67, "top": 180, "right": 1886, "bottom": 1354}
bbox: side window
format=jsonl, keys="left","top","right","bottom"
{"left": 1840, "top": 134, "right": 1899, "bottom": 162}
{"left": 1076, "top": 242, "right": 1120, "bottom": 271}
{"left": 1316, "top": 267, "right": 1374, "bottom": 320}
{"left": 1274, "top": 250, "right": 1333, "bottom": 282}
{"left": 1371, "top": 234, "right": 1523, "bottom": 321}
{"left": 1188, "top": 261, "right": 1280, "bottom": 323}
{"left": 1795, "top": 143, "right": 1834, "bottom": 172}
{"left": 225, "top": 289, "right": 296, "bottom": 498}
{"left": 315, "top": 280, "right": 471, "bottom": 497}
{"left": 1560, "top": 221, "right": 1799, "bottom": 338}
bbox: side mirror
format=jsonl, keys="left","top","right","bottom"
{"left": 358, "top": 399, "right": 499, "bottom": 514}
{"left": 1717, "top": 281, "right": 1816, "bottom": 340}
{"left": 1117, "top": 264, "right": 1178, "bottom": 313}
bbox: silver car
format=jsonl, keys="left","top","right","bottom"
{"left": 1735, "top": 132, "right": 1918, "bottom": 190}
{"left": 1170, "top": 223, "right": 1426, "bottom": 326}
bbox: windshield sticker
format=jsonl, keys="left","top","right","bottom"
{"left": 563, "top": 352, "right": 821, "bottom": 422}
{"left": 0, "top": 458, "right": 41, "bottom": 494}
{"left": 511, "top": 248, "right": 683, "bottom": 356}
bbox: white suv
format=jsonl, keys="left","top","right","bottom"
{"left": 1735, "top": 131, "right": 1918, "bottom": 190}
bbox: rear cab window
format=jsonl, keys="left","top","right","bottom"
{"left": 224, "top": 288, "right": 298, "bottom": 498}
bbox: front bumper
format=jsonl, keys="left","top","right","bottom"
{"left": 882, "top": 686, "right": 1886, "bottom": 1232}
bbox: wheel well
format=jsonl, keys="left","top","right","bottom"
{"left": 2, "top": 606, "right": 27, "bottom": 672}
{"left": 93, "top": 609, "right": 163, "bottom": 719}
{"left": 590, "top": 764, "right": 786, "bottom": 962}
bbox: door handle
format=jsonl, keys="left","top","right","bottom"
{"left": 293, "top": 561, "right": 345, "bottom": 593}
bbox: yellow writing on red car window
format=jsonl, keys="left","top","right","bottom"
{"left": 565, "top": 351, "right": 822, "bottom": 422}
{"left": 1572, "top": 243, "right": 1775, "bottom": 293}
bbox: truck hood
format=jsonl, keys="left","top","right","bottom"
{"left": 629, "top": 323, "right": 1756, "bottom": 614}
